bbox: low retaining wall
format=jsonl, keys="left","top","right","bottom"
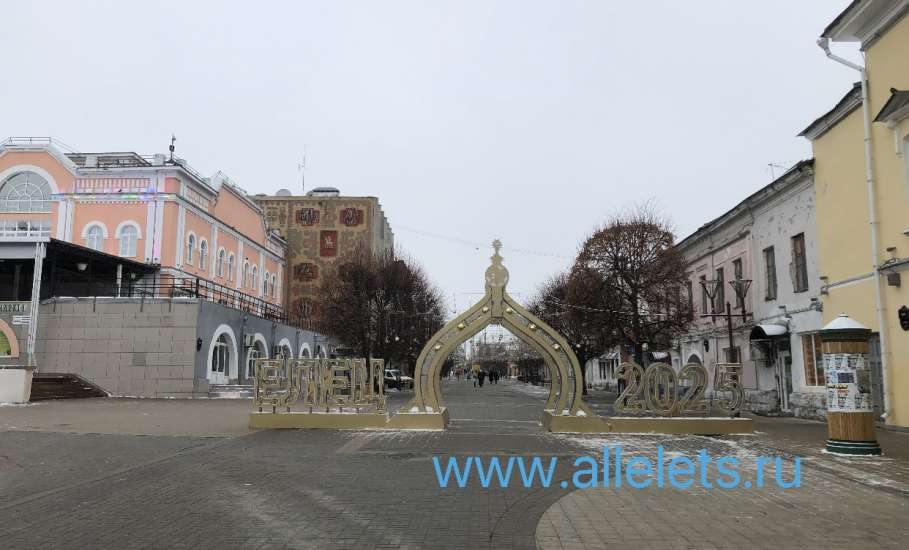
{"left": 36, "top": 298, "right": 202, "bottom": 398}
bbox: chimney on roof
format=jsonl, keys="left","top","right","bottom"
{"left": 84, "top": 155, "right": 97, "bottom": 168}
{"left": 153, "top": 154, "right": 166, "bottom": 166}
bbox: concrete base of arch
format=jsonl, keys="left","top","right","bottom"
{"left": 248, "top": 408, "right": 450, "bottom": 430}
{"left": 542, "top": 412, "right": 753, "bottom": 435}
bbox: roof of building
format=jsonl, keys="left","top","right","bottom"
{"left": 676, "top": 159, "right": 814, "bottom": 252}
{"left": 822, "top": 0, "right": 863, "bottom": 38}
{"left": 873, "top": 88, "right": 909, "bottom": 123}
{"left": 798, "top": 82, "right": 862, "bottom": 140}
{"left": 822, "top": 0, "right": 909, "bottom": 46}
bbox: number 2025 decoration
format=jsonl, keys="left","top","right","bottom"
{"left": 614, "top": 361, "right": 744, "bottom": 417}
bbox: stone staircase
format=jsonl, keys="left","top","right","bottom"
{"left": 208, "top": 384, "right": 254, "bottom": 399}
{"left": 30, "top": 373, "right": 109, "bottom": 401}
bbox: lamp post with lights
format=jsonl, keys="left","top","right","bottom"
{"left": 699, "top": 278, "right": 753, "bottom": 363}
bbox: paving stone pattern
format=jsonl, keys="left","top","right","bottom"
{"left": 1, "top": 380, "right": 908, "bottom": 549}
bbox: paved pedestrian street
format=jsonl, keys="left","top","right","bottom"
{"left": 2, "top": 380, "right": 909, "bottom": 549}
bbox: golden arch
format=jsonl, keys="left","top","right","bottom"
{"left": 405, "top": 240, "right": 593, "bottom": 418}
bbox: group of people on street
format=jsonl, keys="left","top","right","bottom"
{"left": 469, "top": 369, "right": 500, "bottom": 387}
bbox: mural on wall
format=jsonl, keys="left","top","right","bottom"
{"left": 340, "top": 208, "right": 363, "bottom": 227}
{"left": 320, "top": 231, "right": 338, "bottom": 257}
{"left": 297, "top": 208, "right": 320, "bottom": 226}
{"left": 293, "top": 262, "right": 319, "bottom": 282}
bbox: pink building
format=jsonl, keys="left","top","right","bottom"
{"left": 0, "top": 137, "right": 286, "bottom": 305}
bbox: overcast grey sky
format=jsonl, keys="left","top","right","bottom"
{"left": 2, "top": 1, "right": 860, "bottom": 314}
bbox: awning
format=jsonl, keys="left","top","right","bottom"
{"left": 750, "top": 324, "right": 788, "bottom": 340}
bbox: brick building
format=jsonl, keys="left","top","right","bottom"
{"left": 254, "top": 187, "right": 394, "bottom": 318}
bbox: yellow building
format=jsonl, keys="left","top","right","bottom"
{"left": 800, "top": 0, "right": 909, "bottom": 429}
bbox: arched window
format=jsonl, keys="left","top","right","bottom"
{"left": 271, "top": 274, "right": 277, "bottom": 297}
{"left": 242, "top": 261, "right": 249, "bottom": 287}
{"left": 227, "top": 254, "right": 235, "bottom": 281}
{"left": 216, "top": 249, "right": 226, "bottom": 278}
{"left": 0, "top": 171, "right": 52, "bottom": 212}
{"left": 199, "top": 239, "right": 208, "bottom": 271}
{"left": 117, "top": 224, "right": 139, "bottom": 257}
{"left": 186, "top": 234, "right": 195, "bottom": 265}
{"left": 211, "top": 333, "right": 230, "bottom": 376}
{"left": 263, "top": 271, "right": 270, "bottom": 296}
{"left": 246, "top": 339, "right": 267, "bottom": 379}
{"left": 85, "top": 225, "right": 105, "bottom": 251}
{"left": 251, "top": 266, "right": 258, "bottom": 293}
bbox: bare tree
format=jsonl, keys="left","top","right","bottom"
{"left": 575, "top": 204, "right": 691, "bottom": 365}
{"left": 318, "top": 246, "right": 445, "bottom": 370}
{"left": 527, "top": 266, "right": 612, "bottom": 395}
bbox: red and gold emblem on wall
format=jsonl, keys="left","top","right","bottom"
{"left": 340, "top": 208, "right": 364, "bottom": 226}
{"left": 320, "top": 230, "right": 338, "bottom": 257}
{"left": 293, "top": 262, "right": 319, "bottom": 282}
{"left": 296, "top": 208, "right": 320, "bottom": 226}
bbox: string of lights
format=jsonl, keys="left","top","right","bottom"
{"left": 395, "top": 224, "right": 572, "bottom": 260}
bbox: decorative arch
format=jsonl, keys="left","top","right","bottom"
{"left": 686, "top": 353, "right": 703, "bottom": 365}
{"left": 299, "top": 342, "right": 312, "bottom": 358}
{"left": 406, "top": 241, "right": 592, "bottom": 417}
{"left": 0, "top": 319, "right": 20, "bottom": 358}
{"left": 207, "top": 324, "right": 238, "bottom": 381}
{"left": 0, "top": 164, "right": 62, "bottom": 195}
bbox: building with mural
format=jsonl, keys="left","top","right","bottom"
{"left": 254, "top": 187, "right": 394, "bottom": 320}
{"left": 799, "top": 0, "right": 909, "bottom": 429}
{"left": 0, "top": 137, "right": 331, "bottom": 399}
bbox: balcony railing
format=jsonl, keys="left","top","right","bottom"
{"left": 46, "top": 277, "right": 324, "bottom": 333}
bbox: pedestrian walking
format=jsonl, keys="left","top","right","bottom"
{"left": 478, "top": 370, "right": 486, "bottom": 387}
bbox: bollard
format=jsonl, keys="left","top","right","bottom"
{"left": 820, "top": 313, "right": 881, "bottom": 455}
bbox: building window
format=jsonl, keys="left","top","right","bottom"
{"left": 763, "top": 246, "right": 777, "bottom": 300}
{"left": 199, "top": 239, "right": 208, "bottom": 271}
{"left": 791, "top": 233, "right": 808, "bottom": 293}
{"left": 732, "top": 259, "right": 743, "bottom": 310}
{"left": 186, "top": 234, "right": 195, "bottom": 265}
{"left": 802, "top": 333, "right": 824, "bottom": 386}
{"left": 85, "top": 225, "right": 105, "bottom": 251}
{"left": 0, "top": 171, "right": 52, "bottom": 212}
{"left": 271, "top": 274, "right": 277, "bottom": 298}
{"left": 242, "top": 261, "right": 249, "bottom": 287}
{"left": 263, "top": 271, "right": 270, "bottom": 296}
{"left": 723, "top": 346, "right": 741, "bottom": 364}
{"left": 686, "top": 280, "right": 694, "bottom": 318}
{"left": 212, "top": 334, "right": 230, "bottom": 376}
{"left": 227, "top": 254, "right": 235, "bottom": 281}
{"left": 251, "top": 265, "right": 258, "bottom": 292}
{"left": 714, "top": 267, "right": 725, "bottom": 313}
{"left": 217, "top": 249, "right": 226, "bottom": 278}
{"left": 117, "top": 224, "right": 139, "bottom": 257}
{"left": 699, "top": 275, "right": 708, "bottom": 315}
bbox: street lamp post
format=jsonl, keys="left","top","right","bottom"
{"left": 699, "top": 278, "right": 753, "bottom": 363}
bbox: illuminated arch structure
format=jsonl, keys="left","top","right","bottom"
{"left": 403, "top": 240, "right": 593, "bottom": 424}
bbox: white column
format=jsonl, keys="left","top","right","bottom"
{"left": 27, "top": 242, "right": 46, "bottom": 367}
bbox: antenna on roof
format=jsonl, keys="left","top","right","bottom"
{"left": 767, "top": 161, "right": 789, "bottom": 180}
{"left": 169, "top": 134, "right": 177, "bottom": 163}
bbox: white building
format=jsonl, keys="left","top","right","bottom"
{"left": 746, "top": 160, "right": 825, "bottom": 419}
{"left": 675, "top": 160, "right": 823, "bottom": 418}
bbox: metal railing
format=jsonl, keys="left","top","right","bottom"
{"left": 45, "top": 277, "right": 325, "bottom": 333}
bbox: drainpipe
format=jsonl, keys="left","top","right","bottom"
{"left": 817, "top": 38, "right": 891, "bottom": 420}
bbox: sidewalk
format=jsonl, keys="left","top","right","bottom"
{"left": 535, "top": 387, "right": 909, "bottom": 550}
